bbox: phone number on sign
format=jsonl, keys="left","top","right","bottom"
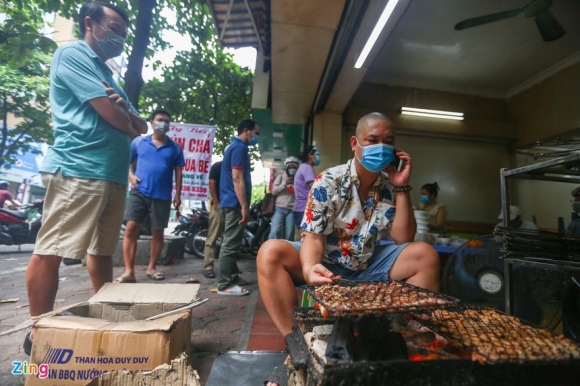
{"left": 182, "top": 186, "right": 207, "bottom": 193}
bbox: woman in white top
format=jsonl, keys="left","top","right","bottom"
{"left": 418, "top": 182, "right": 447, "bottom": 234}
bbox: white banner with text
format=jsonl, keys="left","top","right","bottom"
{"left": 169, "top": 123, "right": 216, "bottom": 201}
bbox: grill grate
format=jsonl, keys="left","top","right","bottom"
{"left": 408, "top": 306, "right": 580, "bottom": 363}
{"left": 306, "top": 280, "right": 459, "bottom": 317}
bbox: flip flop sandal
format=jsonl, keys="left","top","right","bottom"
{"left": 217, "top": 284, "right": 249, "bottom": 296}
{"left": 115, "top": 275, "right": 137, "bottom": 283}
{"left": 23, "top": 331, "right": 33, "bottom": 356}
{"left": 264, "top": 364, "right": 288, "bottom": 386}
{"left": 146, "top": 270, "right": 165, "bottom": 281}
{"left": 203, "top": 269, "right": 216, "bottom": 279}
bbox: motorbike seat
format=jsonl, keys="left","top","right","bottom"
{"left": 0, "top": 208, "right": 27, "bottom": 220}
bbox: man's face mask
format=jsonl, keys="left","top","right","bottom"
{"left": 91, "top": 21, "right": 125, "bottom": 58}
{"left": 355, "top": 138, "right": 395, "bottom": 173}
{"left": 154, "top": 121, "right": 169, "bottom": 133}
{"left": 248, "top": 131, "right": 260, "bottom": 146}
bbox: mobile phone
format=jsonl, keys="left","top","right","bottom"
{"left": 391, "top": 155, "right": 403, "bottom": 172}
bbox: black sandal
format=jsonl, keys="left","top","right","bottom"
{"left": 264, "top": 364, "right": 288, "bottom": 386}
{"left": 23, "top": 331, "right": 32, "bottom": 355}
{"left": 203, "top": 269, "right": 215, "bottom": 279}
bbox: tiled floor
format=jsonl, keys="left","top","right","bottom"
{"left": 246, "top": 289, "right": 305, "bottom": 351}
{"left": 246, "top": 293, "right": 286, "bottom": 351}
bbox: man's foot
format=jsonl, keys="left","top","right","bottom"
{"left": 217, "top": 284, "right": 249, "bottom": 296}
{"left": 264, "top": 364, "right": 288, "bottom": 386}
{"left": 115, "top": 275, "right": 136, "bottom": 283}
{"left": 146, "top": 270, "right": 165, "bottom": 280}
{"left": 203, "top": 269, "right": 215, "bottom": 279}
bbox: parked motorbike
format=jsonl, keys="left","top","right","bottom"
{"left": 173, "top": 200, "right": 270, "bottom": 259}
{"left": 0, "top": 200, "right": 44, "bottom": 246}
{"left": 244, "top": 200, "right": 271, "bottom": 254}
{"left": 172, "top": 208, "right": 209, "bottom": 256}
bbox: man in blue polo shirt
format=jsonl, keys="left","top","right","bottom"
{"left": 119, "top": 109, "right": 185, "bottom": 282}
{"left": 218, "top": 119, "right": 260, "bottom": 296}
{"left": 24, "top": 1, "right": 147, "bottom": 355}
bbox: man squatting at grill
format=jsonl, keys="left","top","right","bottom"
{"left": 258, "top": 112, "right": 440, "bottom": 386}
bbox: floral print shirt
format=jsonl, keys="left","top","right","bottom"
{"left": 302, "top": 159, "right": 395, "bottom": 270}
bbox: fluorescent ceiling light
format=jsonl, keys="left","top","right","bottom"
{"left": 401, "top": 107, "right": 464, "bottom": 121}
{"left": 354, "top": 0, "right": 400, "bottom": 69}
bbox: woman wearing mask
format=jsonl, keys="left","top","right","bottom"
{"left": 418, "top": 182, "right": 447, "bottom": 234}
{"left": 292, "top": 146, "right": 320, "bottom": 240}
{"left": 268, "top": 156, "right": 300, "bottom": 241}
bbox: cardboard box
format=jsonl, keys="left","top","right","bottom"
{"left": 25, "top": 283, "right": 201, "bottom": 386}
{"left": 84, "top": 353, "right": 201, "bottom": 386}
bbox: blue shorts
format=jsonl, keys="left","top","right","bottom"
{"left": 287, "top": 240, "right": 409, "bottom": 281}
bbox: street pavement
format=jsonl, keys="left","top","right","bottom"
{"left": 0, "top": 233, "right": 260, "bottom": 386}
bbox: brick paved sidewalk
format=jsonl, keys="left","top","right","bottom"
{"left": 0, "top": 244, "right": 260, "bottom": 385}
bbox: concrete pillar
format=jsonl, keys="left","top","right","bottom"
{"left": 312, "top": 112, "right": 343, "bottom": 171}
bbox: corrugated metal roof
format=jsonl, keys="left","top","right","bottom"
{"left": 208, "top": 0, "right": 269, "bottom": 51}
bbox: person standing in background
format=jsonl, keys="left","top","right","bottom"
{"left": 24, "top": 1, "right": 147, "bottom": 355}
{"left": 119, "top": 109, "right": 184, "bottom": 282}
{"left": 203, "top": 161, "right": 224, "bottom": 278}
{"left": 418, "top": 182, "right": 447, "bottom": 234}
{"left": 268, "top": 156, "right": 299, "bottom": 241}
{"left": 218, "top": 119, "right": 260, "bottom": 296}
{"left": 292, "top": 146, "right": 320, "bottom": 240}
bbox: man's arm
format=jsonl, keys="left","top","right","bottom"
{"left": 128, "top": 160, "right": 139, "bottom": 188}
{"left": 209, "top": 179, "right": 220, "bottom": 209}
{"left": 92, "top": 81, "right": 147, "bottom": 138}
{"left": 300, "top": 232, "right": 336, "bottom": 285}
{"left": 389, "top": 190, "right": 416, "bottom": 243}
{"left": 232, "top": 168, "right": 249, "bottom": 225}
{"left": 173, "top": 166, "right": 182, "bottom": 209}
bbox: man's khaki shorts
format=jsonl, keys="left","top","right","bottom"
{"left": 34, "top": 171, "right": 127, "bottom": 259}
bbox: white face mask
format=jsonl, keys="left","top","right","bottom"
{"left": 154, "top": 121, "right": 169, "bottom": 133}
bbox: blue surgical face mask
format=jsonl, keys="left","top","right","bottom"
{"left": 249, "top": 132, "right": 260, "bottom": 146}
{"left": 355, "top": 139, "right": 395, "bottom": 172}
{"left": 92, "top": 21, "right": 125, "bottom": 58}
{"left": 420, "top": 195, "right": 430, "bottom": 204}
{"left": 314, "top": 154, "right": 321, "bottom": 166}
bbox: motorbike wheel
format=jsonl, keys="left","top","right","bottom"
{"left": 190, "top": 228, "right": 207, "bottom": 259}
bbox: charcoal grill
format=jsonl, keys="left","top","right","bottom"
{"left": 286, "top": 281, "right": 580, "bottom": 386}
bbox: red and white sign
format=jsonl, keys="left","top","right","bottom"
{"left": 169, "top": 123, "right": 216, "bottom": 201}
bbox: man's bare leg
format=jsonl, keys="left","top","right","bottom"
{"left": 258, "top": 240, "right": 304, "bottom": 386}
{"left": 26, "top": 254, "right": 63, "bottom": 317}
{"left": 86, "top": 254, "right": 113, "bottom": 292}
{"left": 257, "top": 240, "right": 304, "bottom": 337}
{"left": 120, "top": 220, "right": 141, "bottom": 280}
{"left": 389, "top": 241, "right": 440, "bottom": 292}
{"left": 147, "top": 228, "right": 164, "bottom": 277}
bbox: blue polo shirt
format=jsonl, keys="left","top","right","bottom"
{"left": 40, "top": 40, "right": 138, "bottom": 185}
{"left": 220, "top": 137, "right": 252, "bottom": 208}
{"left": 132, "top": 136, "right": 185, "bottom": 201}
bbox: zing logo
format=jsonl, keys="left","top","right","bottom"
{"left": 12, "top": 361, "right": 49, "bottom": 379}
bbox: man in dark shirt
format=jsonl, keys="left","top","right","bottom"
{"left": 218, "top": 119, "right": 260, "bottom": 295}
{"left": 203, "top": 161, "right": 223, "bottom": 278}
